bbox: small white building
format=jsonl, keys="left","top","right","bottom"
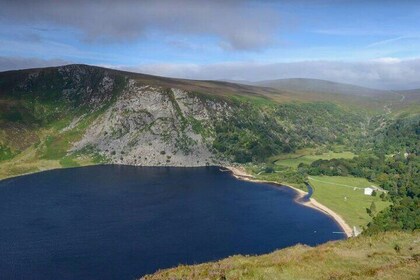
{"left": 364, "top": 187, "right": 374, "bottom": 196}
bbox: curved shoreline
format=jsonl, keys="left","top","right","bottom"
{"left": 223, "top": 166, "right": 353, "bottom": 238}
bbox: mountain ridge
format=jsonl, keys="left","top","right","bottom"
{"left": 5, "top": 64, "right": 420, "bottom": 92}
{"left": 255, "top": 77, "right": 391, "bottom": 96}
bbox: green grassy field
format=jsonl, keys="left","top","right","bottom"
{"left": 273, "top": 150, "right": 356, "bottom": 168}
{"left": 308, "top": 176, "right": 390, "bottom": 230}
{"left": 0, "top": 145, "right": 99, "bottom": 180}
{"left": 142, "top": 231, "right": 420, "bottom": 280}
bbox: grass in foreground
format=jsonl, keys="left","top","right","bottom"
{"left": 308, "top": 176, "right": 390, "bottom": 230}
{"left": 142, "top": 231, "right": 420, "bottom": 280}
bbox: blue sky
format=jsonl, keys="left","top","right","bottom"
{"left": 1, "top": 0, "right": 420, "bottom": 89}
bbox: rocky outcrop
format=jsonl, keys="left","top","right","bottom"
{"left": 58, "top": 65, "right": 116, "bottom": 108}
{"left": 72, "top": 80, "right": 232, "bottom": 166}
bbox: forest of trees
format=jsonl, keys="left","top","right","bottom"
{"left": 299, "top": 153, "right": 419, "bottom": 232}
{"left": 298, "top": 115, "right": 419, "bottom": 233}
{"left": 212, "top": 102, "right": 364, "bottom": 163}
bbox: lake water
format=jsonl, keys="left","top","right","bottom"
{"left": 0, "top": 165, "right": 344, "bottom": 279}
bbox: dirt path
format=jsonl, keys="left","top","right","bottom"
{"left": 307, "top": 176, "right": 363, "bottom": 189}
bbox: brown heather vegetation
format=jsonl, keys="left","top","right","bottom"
{"left": 142, "top": 231, "right": 420, "bottom": 280}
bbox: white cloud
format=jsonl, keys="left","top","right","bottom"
{"left": 366, "top": 36, "right": 408, "bottom": 48}
{"left": 371, "top": 57, "right": 401, "bottom": 64}
{"left": 0, "top": 0, "right": 281, "bottom": 51}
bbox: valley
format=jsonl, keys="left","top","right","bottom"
{"left": 0, "top": 64, "right": 418, "bottom": 279}
{"left": 2, "top": 1, "right": 420, "bottom": 279}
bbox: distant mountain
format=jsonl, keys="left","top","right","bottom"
{"left": 397, "top": 88, "right": 420, "bottom": 102}
{"left": 219, "top": 79, "right": 253, "bottom": 85}
{"left": 254, "top": 78, "right": 388, "bottom": 97}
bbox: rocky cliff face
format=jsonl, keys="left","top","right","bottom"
{"left": 72, "top": 80, "right": 232, "bottom": 166}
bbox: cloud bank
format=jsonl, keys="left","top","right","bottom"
{"left": 123, "top": 58, "right": 420, "bottom": 90}
{"left": 0, "top": 0, "right": 280, "bottom": 51}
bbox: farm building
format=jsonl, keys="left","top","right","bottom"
{"left": 364, "top": 187, "right": 374, "bottom": 196}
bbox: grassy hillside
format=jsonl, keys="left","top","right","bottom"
{"left": 0, "top": 65, "right": 127, "bottom": 179}
{"left": 142, "top": 231, "right": 420, "bottom": 280}
{"left": 254, "top": 78, "right": 403, "bottom": 112}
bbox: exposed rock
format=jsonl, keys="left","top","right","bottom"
{"left": 72, "top": 80, "right": 231, "bottom": 166}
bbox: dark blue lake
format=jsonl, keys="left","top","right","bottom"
{"left": 0, "top": 165, "right": 344, "bottom": 279}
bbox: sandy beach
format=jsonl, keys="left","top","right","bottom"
{"left": 223, "top": 166, "right": 353, "bottom": 238}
